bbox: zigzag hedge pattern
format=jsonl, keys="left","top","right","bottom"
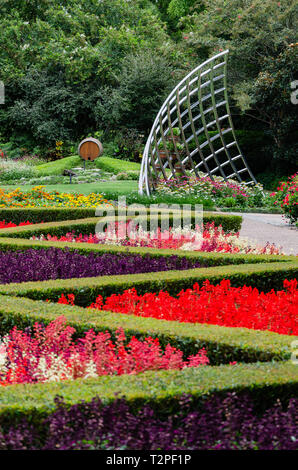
{"left": 0, "top": 211, "right": 297, "bottom": 427}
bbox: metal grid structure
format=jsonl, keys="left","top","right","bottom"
{"left": 139, "top": 50, "right": 257, "bottom": 195}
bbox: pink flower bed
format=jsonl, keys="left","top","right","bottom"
{"left": 0, "top": 317, "right": 209, "bottom": 385}
{"left": 32, "top": 222, "right": 283, "bottom": 255}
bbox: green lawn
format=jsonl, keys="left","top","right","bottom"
{"left": 1, "top": 180, "right": 138, "bottom": 195}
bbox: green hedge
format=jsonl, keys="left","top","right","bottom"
{"left": 0, "top": 217, "right": 108, "bottom": 239}
{"left": 0, "top": 207, "right": 96, "bottom": 224}
{"left": 0, "top": 208, "right": 242, "bottom": 232}
{"left": 0, "top": 295, "right": 295, "bottom": 365}
{"left": 0, "top": 261, "right": 296, "bottom": 305}
{"left": 0, "top": 362, "right": 296, "bottom": 425}
{"left": 0, "top": 234, "right": 293, "bottom": 267}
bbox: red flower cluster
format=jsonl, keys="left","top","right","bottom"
{"left": 270, "top": 173, "right": 298, "bottom": 224}
{"left": 0, "top": 220, "right": 33, "bottom": 229}
{"left": 58, "top": 279, "right": 298, "bottom": 335}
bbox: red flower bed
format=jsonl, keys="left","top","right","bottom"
{"left": 58, "top": 279, "right": 298, "bottom": 335}
{"left": 0, "top": 220, "right": 34, "bottom": 229}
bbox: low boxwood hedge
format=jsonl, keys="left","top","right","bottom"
{"left": 0, "top": 261, "right": 296, "bottom": 304}
{"left": 0, "top": 235, "right": 295, "bottom": 267}
{"left": 0, "top": 207, "right": 96, "bottom": 224}
{"left": 0, "top": 294, "right": 295, "bottom": 364}
{"left": 0, "top": 208, "right": 242, "bottom": 232}
{"left": 0, "top": 362, "right": 296, "bottom": 426}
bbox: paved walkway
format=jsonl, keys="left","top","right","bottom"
{"left": 229, "top": 213, "right": 297, "bottom": 255}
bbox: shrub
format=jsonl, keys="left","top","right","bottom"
{"left": 0, "top": 211, "right": 242, "bottom": 235}
{"left": 156, "top": 175, "right": 268, "bottom": 209}
{"left": 270, "top": 173, "right": 298, "bottom": 224}
{"left": 0, "top": 292, "right": 295, "bottom": 364}
{"left": 95, "top": 51, "right": 176, "bottom": 133}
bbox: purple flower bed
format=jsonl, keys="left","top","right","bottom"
{"left": 0, "top": 248, "right": 203, "bottom": 284}
{"left": 1, "top": 394, "right": 297, "bottom": 450}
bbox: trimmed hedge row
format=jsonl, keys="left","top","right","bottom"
{"left": 0, "top": 294, "right": 295, "bottom": 365}
{"left": 0, "top": 362, "right": 296, "bottom": 425}
{"left": 0, "top": 217, "right": 111, "bottom": 240}
{"left": 0, "top": 261, "right": 296, "bottom": 305}
{"left": 0, "top": 207, "right": 96, "bottom": 224}
{"left": 0, "top": 235, "right": 294, "bottom": 267}
{"left": 0, "top": 208, "right": 242, "bottom": 232}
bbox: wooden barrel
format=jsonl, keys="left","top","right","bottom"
{"left": 78, "top": 137, "right": 103, "bottom": 161}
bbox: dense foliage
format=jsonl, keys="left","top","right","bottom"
{"left": 0, "top": 0, "right": 296, "bottom": 176}
{"left": 0, "top": 0, "right": 181, "bottom": 154}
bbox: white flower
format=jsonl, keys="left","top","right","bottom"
{"left": 0, "top": 343, "right": 7, "bottom": 375}
{"left": 33, "top": 354, "right": 72, "bottom": 383}
{"left": 84, "top": 360, "right": 98, "bottom": 379}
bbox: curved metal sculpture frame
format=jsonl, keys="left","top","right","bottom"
{"left": 139, "top": 50, "right": 257, "bottom": 195}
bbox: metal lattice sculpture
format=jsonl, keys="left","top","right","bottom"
{"left": 139, "top": 50, "right": 257, "bottom": 195}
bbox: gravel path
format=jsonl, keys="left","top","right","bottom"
{"left": 228, "top": 213, "right": 297, "bottom": 255}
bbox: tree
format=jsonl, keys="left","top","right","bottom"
{"left": 94, "top": 51, "right": 177, "bottom": 133}
{"left": 180, "top": 0, "right": 298, "bottom": 168}
{"left": 0, "top": 0, "right": 185, "bottom": 148}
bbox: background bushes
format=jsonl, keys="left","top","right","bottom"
{"left": 0, "top": 0, "right": 297, "bottom": 180}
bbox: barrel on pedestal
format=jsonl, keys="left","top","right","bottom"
{"left": 78, "top": 137, "right": 103, "bottom": 161}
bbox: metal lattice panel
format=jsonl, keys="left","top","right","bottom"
{"left": 139, "top": 50, "right": 257, "bottom": 195}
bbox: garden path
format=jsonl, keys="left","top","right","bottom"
{"left": 229, "top": 213, "right": 297, "bottom": 255}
